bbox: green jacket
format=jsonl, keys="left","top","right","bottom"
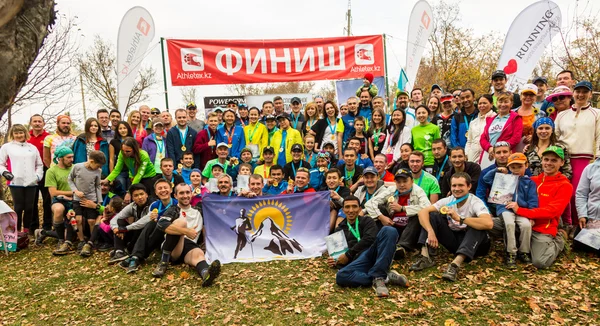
{"left": 107, "top": 149, "right": 156, "bottom": 184}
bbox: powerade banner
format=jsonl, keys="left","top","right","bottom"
{"left": 497, "top": 1, "right": 561, "bottom": 91}
{"left": 203, "top": 192, "right": 330, "bottom": 264}
{"left": 166, "top": 35, "right": 385, "bottom": 86}
{"left": 245, "top": 93, "right": 313, "bottom": 114}
{"left": 335, "top": 76, "right": 385, "bottom": 106}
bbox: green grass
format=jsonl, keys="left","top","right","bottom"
{"left": 1, "top": 240, "right": 599, "bottom": 325}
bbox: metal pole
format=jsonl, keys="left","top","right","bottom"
{"left": 79, "top": 65, "right": 87, "bottom": 120}
{"left": 382, "top": 34, "right": 390, "bottom": 113}
{"left": 160, "top": 37, "right": 170, "bottom": 112}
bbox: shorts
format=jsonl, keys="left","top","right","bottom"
{"left": 52, "top": 197, "right": 73, "bottom": 211}
{"left": 72, "top": 201, "right": 99, "bottom": 220}
{"left": 172, "top": 238, "right": 201, "bottom": 265}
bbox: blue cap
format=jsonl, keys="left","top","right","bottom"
{"left": 362, "top": 166, "right": 378, "bottom": 176}
{"left": 574, "top": 81, "right": 593, "bottom": 91}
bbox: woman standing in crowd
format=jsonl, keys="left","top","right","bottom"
{"left": 109, "top": 121, "right": 133, "bottom": 197}
{"left": 381, "top": 109, "right": 411, "bottom": 167}
{"left": 431, "top": 95, "right": 454, "bottom": 146}
{"left": 142, "top": 121, "right": 168, "bottom": 174}
{"left": 303, "top": 134, "right": 318, "bottom": 167}
{"left": 545, "top": 86, "right": 572, "bottom": 120}
{"left": 426, "top": 96, "right": 440, "bottom": 121}
{"left": 72, "top": 117, "right": 109, "bottom": 176}
{"left": 411, "top": 105, "right": 440, "bottom": 168}
{"left": 310, "top": 101, "right": 340, "bottom": 152}
{"left": 466, "top": 94, "right": 496, "bottom": 163}
{"left": 216, "top": 109, "right": 246, "bottom": 159}
{"left": 0, "top": 124, "right": 43, "bottom": 234}
{"left": 392, "top": 143, "right": 413, "bottom": 173}
{"left": 105, "top": 137, "right": 157, "bottom": 199}
{"left": 514, "top": 84, "right": 546, "bottom": 152}
{"left": 368, "top": 108, "right": 387, "bottom": 160}
{"left": 555, "top": 81, "right": 600, "bottom": 232}
{"left": 480, "top": 92, "right": 523, "bottom": 160}
{"left": 300, "top": 102, "right": 319, "bottom": 137}
{"left": 243, "top": 107, "right": 267, "bottom": 160}
{"left": 127, "top": 110, "right": 147, "bottom": 146}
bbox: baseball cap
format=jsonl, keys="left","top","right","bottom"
{"left": 507, "top": 153, "right": 528, "bottom": 166}
{"left": 542, "top": 145, "right": 565, "bottom": 160}
{"left": 396, "top": 90, "right": 409, "bottom": 98}
{"left": 186, "top": 102, "right": 197, "bottom": 110}
{"left": 545, "top": 86, "right": 573, "bottom": 102}
{"left": 362, "top": 166, "right": 378, "bottom": 176}
{"left": 290, "top": 97, "right": 301, "bottom": 104}
{"left": 212, "top": 163, "right": 225, "bottom": 171}
{"left": 322, "top": 140, "right": 335, "bottom": 148}
{"left": 216, "top": 142, "right": 229, "bottom": 149}
{"left": 151, "top": 107, "right": 161, "bottom": 114}
{"left": 213, "top": 106, "right": 224, "bottom": 113}
{"left": 277, "top": 113, "right": 291, "bottom": 121}
{"left": 440, "top": 94, "right": 454, "bottom": 103}
{"left": 264, "top": 114, "right": 276, "bottom": 121}
{"left": 395, "top": 168, "right": 412, "bottom": 179}
{"left": 574, "top": 81, "right": 593, "bottom": 91}
{"left": 431, "top": 84, "right": 442, "bottom": 92}
{"left": 263, "top": 146, "right": 275, "bottom": 154}
{"left": 238, "top": 103, "right": 248, "bottom": 109}
{"left": 291, "top": 144, "right": 303, "bottom": 152}
{"left": 492, "top": 70, "right": 507, "bottom": 79}
{"left": 520, "top": 83, "right": 538, "bottom": 95}
{"left": 240, "top": 147, "right": 252, "bottom": 155}
{"left": 532, "top": 76, "right": 548, "bottom": 85}
{"left": 153, "top": 120, "right": 164, "bottom": 127}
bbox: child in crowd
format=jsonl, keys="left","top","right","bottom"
{"left": 235, "top": 163, "right": 253, "bottom": 193}
{"left": 81, "top": 196, "right": 124, "bottom": 257}
{"left": 178, "top": 152, "right": 194, "bottom": 184}
{"left": 263, "top": 165, "right": 287, "bottom": 195}
{"left": 355, "top": 73, "right": 378, "bottom": 98}
{"left": 67, "top": 151, "right": 106, "bottom": 255}
{"left": 485, "top": 153, "right": 537, "bottom": 268}
{"left": 350, "top": 116, "right": 369, "bottom": 155}
{"left": 99, "top": 179, "right": 117, "bottom": 214}
{"left": 325, "top": 168, "right": 351, "bottom": 233}
{"left": 304, "top": 134, "right": 318, "bottom": 168}
{"left": 229, "top": 148, "right": 256, "bottom": 180}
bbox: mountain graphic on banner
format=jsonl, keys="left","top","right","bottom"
{"left": 251, "top": 218, "right": 303, "bottom": 256}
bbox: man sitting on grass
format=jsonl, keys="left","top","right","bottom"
{"left": 330, "top": 195, "right": 408, "bottom": 297}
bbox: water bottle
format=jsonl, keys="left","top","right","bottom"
{"left": 70, "top": 218, "right": 78, "bottom": 232}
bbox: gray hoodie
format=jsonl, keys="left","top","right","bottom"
{"left": 110, "top": 201, "right": 151, "bottom": 231}
{"left": 576, "top": 158, "right": 600, "bottom": 221}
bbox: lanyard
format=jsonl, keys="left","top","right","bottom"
{"left": 268, "top": 128, "right": 278, "bottom": 145}
{"left": 179, "top": 127, "right": 188, "bottom": 147}
{"left": 280, "top": 130, "right": 287, "bottom": 150}
{"left": 345, "top": 167, "right": 355, "bottom": 185}
{"left": 305, "top": 150, "right": 315, "bottom": 164}
{"left": 365, "top": 190, "right": 374, "bottom": 202}
{"left": 436, "top": 156, "right": 448, "bottom": 180}
{"left": 347, "top": 219, "right": 360, "bottom": 241}
{"left": 224, "top": 125, "right": 235, "bottom": 145}
{"left": 416, "top": 171, "right": 425, "bottom": 186}
{"left": 292, "top": 113, "right": 300, "bottom": 129}
{"left": 163, "top": 174, "right": 174, "bottom": 184}
{"left": 326, "top": 118, "right": 336, "bottom": 135}
{"left": 446, "top": 194, "right": 468, "bottom": 207}
{"left": 154, "top": 134, "right": 164, "bottom": 155}
{"left": 102, "top": 194, "right": 110, "bottom": 207}
{"left": 291, "top": 161, "right": 299, "bottom": 178}
{"left": 306, "top": 118, "right": 316, "bottom": 130}
{"left": 373, "top": 128, "right": 382, "bottom": 148}
{"left": 158, "top": 198, "right": 173, "bottom": 212}
{"left": 463, "top": 114, "right": 472, "bottom": 130}
{"left": 248, "top": 122, "right": 260, "bottom": 143}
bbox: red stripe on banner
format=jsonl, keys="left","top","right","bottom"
{"left": 166, "top": 35, "right": 385, "bottom": 86}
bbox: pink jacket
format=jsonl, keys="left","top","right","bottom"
{"left": 480, "top": 111, "right": 523, "bottom": 152}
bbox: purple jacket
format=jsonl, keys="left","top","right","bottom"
{"left": 142, "top": 134, "right": 167, "bottom": 163}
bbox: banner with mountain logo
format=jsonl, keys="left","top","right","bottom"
{"left": 203, "top": 192, "right": 330, "bottom": 264}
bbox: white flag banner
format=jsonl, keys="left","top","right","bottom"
{"left": 497, "top": 1, "right": 561, "bottom": 92}
{"left": 116, "top": 6, "right": 155, "bottom": 113}
{"left": 405, "top": 0, "right": 434, "bottom": 93}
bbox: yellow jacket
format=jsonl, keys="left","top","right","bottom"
{"left": 272, "top": 127, "right": 303, "bottom": 164}
{"left": 244, "top": 122, "right": 268, "bottom": 158}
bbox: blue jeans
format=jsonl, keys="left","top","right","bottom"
{"left": 114, "top": 171, "right": 130, "bottom": 197}
{"left": 336, "top": 226, "right": 398, "bottom": 287}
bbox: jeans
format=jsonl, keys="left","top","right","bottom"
{"left": 113, "top": 219, "right": 142, "bottom": 253}
{"left": 336, "top": 226, "right": 398, "bottom": 287}
{"left": 114, "top": 171, "right": 130, "bottom": 198}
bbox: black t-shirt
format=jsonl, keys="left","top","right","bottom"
{"left": 109, "top": 138, "right": 123, "bottom": 163}
{"left": 337, "top": 164, "right": 364, "bottom": 187}
{"left": 283, "top": 160, "right": 311, "bottom": 180}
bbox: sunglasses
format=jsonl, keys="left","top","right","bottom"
{"left": 187, "top": 107, "right": 197, "bottom": 110}
{"left": 297, "top": 167, "right": 310, "bottom": 173}
{"left": 551, "top": 95, "right": 569, "bottom": 102}
{"left": 151, "top": 112, "right": 160, "bottom": 115}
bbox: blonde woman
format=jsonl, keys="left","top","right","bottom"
{"left": 127, "top": 110, "right": 147, "bottom": 146}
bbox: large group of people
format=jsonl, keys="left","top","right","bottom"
{"left": 0, "top": 69, "right": 598, "bottom": 296}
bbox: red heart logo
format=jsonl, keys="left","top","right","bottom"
{"left": 503, "top": 59, "right": 518, "bottom": 75}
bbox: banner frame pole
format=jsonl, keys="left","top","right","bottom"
{"left": 160, "top": 37, "right": 170, "bottom": 112}
{"left": 382, "top": 34, "right": 390, "bottom": 112}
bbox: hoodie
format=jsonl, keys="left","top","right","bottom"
{"left": 516, "top": 172, "right": 572, "bottom": 237}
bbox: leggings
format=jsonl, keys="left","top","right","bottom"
{"left": 9, "top": 186, "right": 38, "bottom": 232}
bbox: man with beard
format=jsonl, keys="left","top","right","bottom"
{"left": 109, "top": 109, "right": 122, "bottom": 134}
{"left": 395, "top": 90, "right": 415, "bottom": 128}
{"left": 355, "top": 166, "right": 390, "bottom": 211}
{"left": 43, "top": 115, "right": 76, "bottom": 167}
{"left": 357, "top": 89, "right": 374, "bottom": 121}
{"left": 431, "top": 139, "right": 451, "bottom": 182}
{"left": 440, "top": 147, "right": 481, "bottom": 197}
{"left": 97, "top": 109, "right": 114, "bottom": 142}
{"left": 450, "top": 89, "right": 478, "bottom": 148}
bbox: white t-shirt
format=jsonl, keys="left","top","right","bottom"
{"left": 433, "top": 194, "right": 489, "bottom": 231}
{"left": 180, "top": 206, "right": 203, "bottom": 242}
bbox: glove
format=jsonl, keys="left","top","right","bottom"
{"left": 117, "top": 227, "right": 128, "bottom": 234}
{"left": 2, "top": 171, "right": 14, "bottom": 181}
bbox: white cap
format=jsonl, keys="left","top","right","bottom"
{"left": 520, "top": 83, "right": 538, "bottom": 95}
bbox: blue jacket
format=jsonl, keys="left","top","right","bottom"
{"left": 358, "top": 105, "right": 372, "bottom": 121}
{"left": 450, "top": 109, "right": 478, "bottom": 148}
{"left": 340, "top": 111, "right": 358, "bottom": 145}
{"left": 72, "top": 134, "right": 110, "bottom": 177}
{"left": 215, "top": 124, "right": 246, "bottom": 159}
{"left": 166, "top": 126, "right": 198, "bottom": 167}
{"left": 309, "top": 168, "right": 325, "bottom": 190}
{"left": 338, "top": 157, "right": 373, "bottom": 169}
{"left": 476, "top": 164, "right": 533, "bottom": 206}
{"left": 263, "top": 181, "right": 288, "bottom": 195}
{"left": 482, "top": 169, "right": 538, "bottom": 215}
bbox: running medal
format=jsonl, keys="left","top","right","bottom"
{"left": 279, "top": 148, "right": 284, "bottom": 153}
{"left": 374, "top": 146, "right": 379, "bottom": 151}
{"left": 273, "top": 182, "right": 279, "bottom": 187}
{"left": 387, "top": 196, "right": 395, "bottom": 203}
{"left": 152, "top": 208, "right": 158, "bottom": 213}
{"left": 465, "top": 131, "right": 469, "bottom": 138}
{"left": 440, "top": 206, "right": 449, "bottom": 214}
{"left": 330, "top": 135, "right": 335, "bottom": 140}
{"left": 228, "top": 144, "right": 232, "bottom": 148}
{"left": 194, "top": 187, "right": 201, "bottom": 195}
{"left": 178, "top": 164, "right": 183, "bottom": 170}
{"left": 319, "top": 167, "right": 325, "bottom": 172}
{"left": 181, "top": 146, "right": 186, "bottom": 151}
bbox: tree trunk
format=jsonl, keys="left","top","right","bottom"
{"left": 0, "top": 0, "right": 56, "bottom": 120}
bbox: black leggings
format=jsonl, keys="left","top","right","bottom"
{"left": 9, "top": 186, "right": 38, "bottom": 231}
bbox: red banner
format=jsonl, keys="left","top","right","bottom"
{"left": 166, "top": 35, "right": 385, "bottom": 86}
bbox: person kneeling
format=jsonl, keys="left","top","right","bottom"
{"left": 330, "top": 196, "right": 408, "bottom": 297}
{"left": 410, "top": 172, "right": 493, "bottom": 282}
{"left": 151, "top": 183, "right": 221, "bottom": 286}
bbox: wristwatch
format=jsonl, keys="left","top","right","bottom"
{"left": 459, "top": 216, "right": 466, "bottom": 225}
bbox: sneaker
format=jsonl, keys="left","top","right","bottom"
{"left": 409, "top": 255, "right": 435, "bottom": 271}
{"left": 97, "top": 243, "right": 113, "bottom": 252}
{"left": 34, "top": 229, "right": 47, "bottom": 246}
{"left": 77, "top": 241, "right": 86, "bottom": 251}
{"left": 55, "top": 240, "right": 64, "bottom": 250}
{"left": 152, "top": 262, "right": 168, "bottom": 278}
{"left": 372, "top": 277, "right": 389, "bottom": 297}
{"left": 126, "top": 259, "right": 140, "bottom": 274}
{"left": 386, "top": 270, "right": 409, "bottom": 287}
{"left": 201, "top": 260, "right": 221, "bottom": 287}
{"left": 53, "top": 241, "right": 74, "bottom": 256}
{"left": 109, "top": 251, "right": 129, "bottom": 265}
{"left": 567, "top": 225, "right": 576, "bottom": 240}
{"left": 80, "top": 243, "right": 93, "bottom": 257}
{"left": 506, "top": 253, "right": 517, "bottom": 269}
{"left": 518, "top": 252, "right": 532, "bottom": 264}
{"left": 119, "top": 258, "right": 131, "bottom": 270}
{"left": 442, "top": 263, "right": 460, "bottom": 282}
{"left": 394, "top": 246, "right": 406, "bottom": 260}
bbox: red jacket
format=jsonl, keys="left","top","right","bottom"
{"left": 192, "top": 128, "right": 217, "bottom": 170}
{"left": 480, "top": 111, "right": 523, "bottom": 152}
{"left": 28, "top": 130, "right": 49, "bottom": 158}
{"left": 516, "top": 172, "right": 572, "bottom": 237}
